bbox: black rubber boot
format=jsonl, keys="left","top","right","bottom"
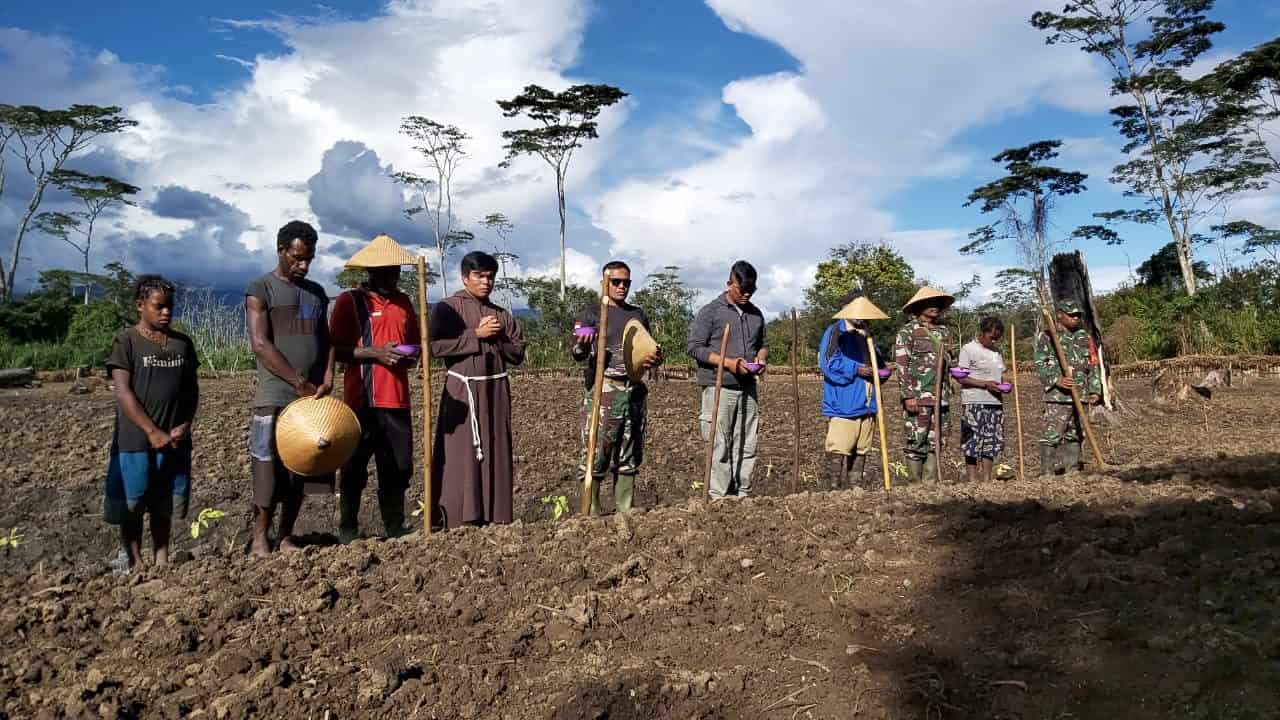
{"left": 1039, "top": 444, "right": 1056, "bottom": 477}
{"left": 825, "top": 453, "right": 846, "bottom": 489}
{"left": 337, "top": 491, "right": 361, "bottom": 544}
{"left": 1062, "top": 442, "right": 1083, "bottom": 474}
{"left": 847, "top": 454, "right": 867, "bottom": 487}
{"left": 377, "top": 489, "right": 409, "bottom": 538}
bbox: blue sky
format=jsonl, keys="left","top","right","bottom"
{"left": 2, "top": 0, "right": 1277, "bottom": 314}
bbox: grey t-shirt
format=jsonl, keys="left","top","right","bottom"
{"left": 571, "top": 303, "right": 651, "bottom": 388}
{"left": 958, "top": 339, "right": 1005, "bottom": 405}
{"left": 246, "top": 272, "right": 330, "bottom": 408}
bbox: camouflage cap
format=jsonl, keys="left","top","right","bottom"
{"left": 1056, "top": 300, "right": 1084, "bottom": 316}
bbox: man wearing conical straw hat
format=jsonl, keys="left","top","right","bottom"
{"left": 570, "top": 260, "right": 663, "bottom": 515}
{"left": 819, "top": 291, "right": 889, "bottom": 489}
{"left": 893, "top": 286, "right": 957, "bottom": 483}
{"left": 329, "top": 234, "right": 421, "bottom": 542}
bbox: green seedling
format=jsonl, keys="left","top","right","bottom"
{"left": 189, "top": 508, "right": 226, "bottom": 539}
{"left": 412, "top": 500, "right": 426, "bottom": 517}
{"left": 889, "top": 462, "right": 909, "bottom": 478}
{"left": 540, "top": 495, "right": 569, "bottom": 521}
{"left": 690, "top": 480, "right": 704, "bottom": 491}
{"left": 996, "top": 463, "right": 1014, "bottom": 478}
{"left": 0, "top": 528, "right": 22, "bottom": 551}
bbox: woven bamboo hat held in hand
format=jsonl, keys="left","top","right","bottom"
{"left": 622, "top": 318, "right": 660, "bottom": 382}
{"left": 901, "top": 286, "right": 955, "bottom": 314}
{"left": 275, "top": 397, "right": 362, "bottom": 476}
{"left": 344, "top": 233, "right": 417, "bottom": 268}
{"left": 833, "top": 296, "right": 889, "bottom": 321}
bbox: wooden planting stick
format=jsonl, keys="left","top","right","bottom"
{"left": 1009, "top": 323, "right": 1026, "bottom": 482}
{"left": 415, "top": 256, "right": 433, "bottom": 537}
{"left": 865, "top": 335, "right": 892, "bottom": 491}
{"left": 581, "top": 278, "right": 611, "bottom": 516}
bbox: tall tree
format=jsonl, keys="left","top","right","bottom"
{"left": 0, "top": 104, "right": 136, "bottom": 300}
{"left": 32, "top": 170, "right": 139, "bottom": 303}
{"left": 632, "top": 266, "right": 697, "bottom": 363}
{"left": 497, "top": 83, "right": 627, "bottom": 300}
{"left": 481, "top": 212, "right": 519, "bottom": 307}
{"left": 1199, "top": 38, "right": 1280, "bottom": 182}
{"left": 962, "top": 140, "right": 1088, "bottom": 304}
{"left": 1137, "top": 241, "right": 1214, "bottom": 291}
{"left": 396, "top": 116, "right": 468, "bottom": 296}
{"left": 1032, "top": 1, "right": 1249, "bottom": 296}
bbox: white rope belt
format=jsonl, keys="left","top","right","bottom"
{"left": 447, "top": 370, "right": 509, "bottom": 462}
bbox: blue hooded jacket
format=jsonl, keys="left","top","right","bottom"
{"left": 819, "top": 320, "right": 882, "bottom": 419}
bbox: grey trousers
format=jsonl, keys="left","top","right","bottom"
{"left": 699, "top": 385, "right": 759, "bottom": 499}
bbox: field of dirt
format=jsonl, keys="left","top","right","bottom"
{"left": 2, "top": 372, "right": 1279, "bottom": 719}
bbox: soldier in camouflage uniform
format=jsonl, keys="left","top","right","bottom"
{"left": 571, "top": 261, "right": 663, "bottom": 514}
{"left": 894, "top": 287, "right": 957, "bottom": 483}
{"left": 1034, "top": 300, "right": 1102, "bottom": 475}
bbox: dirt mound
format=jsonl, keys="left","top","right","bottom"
{"left": 2, "top": 377, "right": 1280, "bottom": 717}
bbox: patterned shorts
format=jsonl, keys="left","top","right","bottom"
{"left": 961, "top": 404, "right": 1005, "bottom": 459}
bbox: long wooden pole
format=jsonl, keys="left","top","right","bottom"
{"left": 865, "top": 335, "right": 891, "bottom": 491}
{"left": 704, "top": 324, "right": 731, "bottom": 498}
{"left": 933, "top": 338, "right": 945, "bottom": 484}
{"left": 1009, "top": 323, "right": 1026, "bottom": 482}
{"left": 581, "top": 278, "right": 611, "bottom": 516}
{"left": 789, "top": 309, "right": 801, "bottom": 495}
{"left": 415, "top": 257, "right": 433, "bottom": 538}
{"left": 1040, "top": 308, "right": 1106, "bottom": 469}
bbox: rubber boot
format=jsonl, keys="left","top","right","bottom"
{"left": 336, "top": 491, "right": 361, "bottom": 544}
{"left": 847, "top": 454, "right": 867, "bottom": 488}
{"left": 614, "top": 474, "right": 636, "bottom": 514}
{"left": 906, "top": 458, "right": 924, "bottom": 484}
{"left": 1039, "top": 444, "right": 1056, "bottom": 477}
{"left": 827, "top": 453, "right": 847, "bottom": 489}
{"left": 377, "top": 489, "right": 408, "bottom": 538}
{"left": 588, "top": 476, "right": 604, "bottom": 516}
{"left": 922, "top": 453, "right": 939, "bottom": 484}
{"left": 1062, "top": 442, "right": 1083, "bottom": 475}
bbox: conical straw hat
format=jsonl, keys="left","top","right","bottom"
{"left": 833, "top": 296, "right": 889, "bottom": 321}
{"left": 901, "top": 286, "right": 955, "bottom": 314}
{"left": 622, "top": 318, "right": 660, "bottom": 382}
{"left": 275, "top": 396, "right": 362, "bottom": 476}
{"left": 345, "top": 234, "right": 418, "bottom": 268}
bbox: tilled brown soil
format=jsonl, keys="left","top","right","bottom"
{"left": 1, "top": 374, "right": 1279, "bottom": 718}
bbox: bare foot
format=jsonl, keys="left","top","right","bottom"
{"left": 250, "top": 535, "right": 272, "bottom": 557}
{"left": 278, "top": 535, "right": 302, "bottom": 552}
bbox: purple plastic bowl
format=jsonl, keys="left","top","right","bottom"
{"left": 996, "top": 382, "right": 1013, "bottom": 393}
{"left": 394, "top": 343, "right": 420, "bottom": 357}
{"left": 573, "top": 326, "right": 596, "bottom": 338}
{"left": 949, "top": 367, "right": 970, "bottom": 379}
{"left": 878, "top": 367, "right": 892, "bottom": 380}
{"left": 745, "top": 361, "right": 764, "bottom": 374}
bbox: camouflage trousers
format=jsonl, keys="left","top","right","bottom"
{"left": 1040, "top": 402, "right": 1081, "bottom": 446}
{"left": 903, "top": 403, "right": 950, "bottom": 462}
{"left": 578, "top": 378, "right": 648, "bottom": 480}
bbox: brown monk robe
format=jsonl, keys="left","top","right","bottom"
{"left": 429, "top": 253, "right": 526, "bottom": 529}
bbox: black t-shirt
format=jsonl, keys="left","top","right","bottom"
{"left": 105, "top": 328, "right": 200, "bottom": 452}
{"left": 571, "top": 303, "right": 650, "bottom": 389}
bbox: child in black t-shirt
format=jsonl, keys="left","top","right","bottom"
{"left": 104, "top": 275, "right": 200, "bottom": 568}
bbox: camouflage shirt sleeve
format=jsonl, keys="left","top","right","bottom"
{"left": 1033, "top": 330, "right": 1059, "bottom": 392}
{"left": 894, "top": 325, "right": 914, "bottom": 399}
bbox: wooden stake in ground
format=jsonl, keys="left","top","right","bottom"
{"left": 704, "top": 323, "right": 731, "bottom": 498}
{"left": 415, "top": 256, "right": 434, "bottom": 537}
{"left": 1009, "top": 323, "right": 1026, "bottom": 482}
{"left": 865, "top": 335, "right": 892, "bottom": 491}
{"left": 790, "top": 308, "right": 801, "bottom": 495}
{"left": 581, "top": 278, "right": 611, "bottom": 516}
{"left": 932, "top": 339, "right": 945, "bottom": 484}
{"left": 1040, "top": 307, "right": 1106, "bottom": 469}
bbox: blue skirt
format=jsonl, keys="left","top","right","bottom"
{"left": 104, "top": 445, "right": 193, "bottom": 524}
